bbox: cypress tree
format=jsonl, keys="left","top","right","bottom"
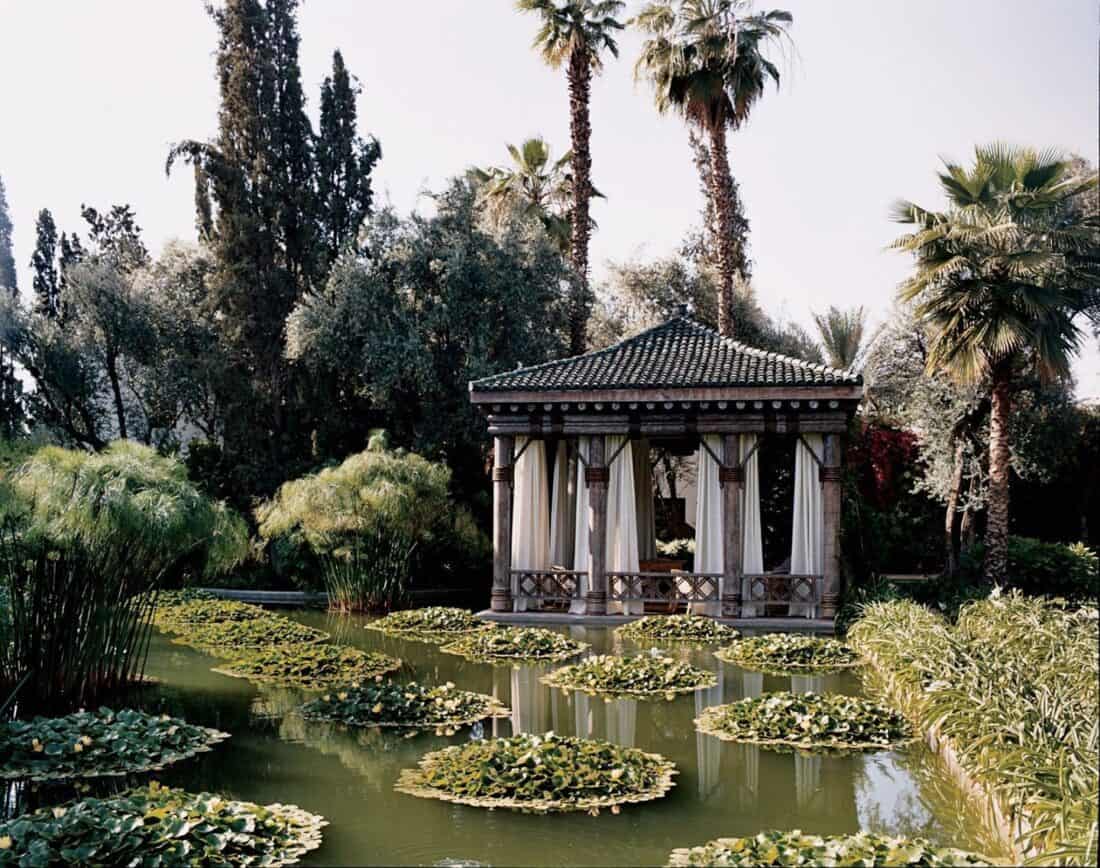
{"left": 0, "top": 175, "right": 15, "bottom": 293}
{"left": 30, "top": 209, "right": 60, "bottom": 320}
{"left": 316, "top": 49, "right": 381, "bottom": 269}
{"left": 0, "top": 174, "right": 23, "bottom": 438}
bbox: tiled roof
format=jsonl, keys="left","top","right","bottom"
{"left": 470, "top": 315, "right": 862, "bottom": 394}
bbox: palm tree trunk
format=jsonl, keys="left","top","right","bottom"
{"left": 566, "top": 47, "right": 593, "bottom": 356}
{"left": 944, "top": 439, "right": 965, "bottom": 576}
{"left": 706, "top": 122, "right": 736, "bottom": 337}
{"left": 984, "top": 366, "right": 1012, "bottom": 583}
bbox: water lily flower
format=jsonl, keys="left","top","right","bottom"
{"left": 0, "top": 836, "right": 11, "bottom": 849}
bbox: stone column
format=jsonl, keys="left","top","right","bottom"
{"left": 720, "top": 434, "right": 743, "bottom": 618}
{"left": 820, "top": 433, "right": 844, "bottom": 620}
{"left": 584, "top": 435, "right": 608, "bottom": 616}
{"left": 491, "top": 435, "right": 514, "bottom": 613}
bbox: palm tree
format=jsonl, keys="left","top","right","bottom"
{"left": 634, "top": 0, "right": 792, "bottom": 337}
{"left": 470, "top": 137, "right": 575, "bottom": 253}
{"left": 892, "top": 143, "right": 1097, "bottom": 583}
{"left": 517, "top": 0, "right": 625, "bottom": 355}
{"left": 813, "top": 305, "right": 868, "bottom": 370}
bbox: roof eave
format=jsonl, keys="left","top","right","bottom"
{"left": 469, "top": 384, "right": 864, "bottom": 405}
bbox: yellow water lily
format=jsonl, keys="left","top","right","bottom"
{"left": 0, "top": 836, "right": 11, "bottom": 849}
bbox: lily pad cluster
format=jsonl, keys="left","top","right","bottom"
{"left": 715, "top": 634, "right": 860, "bottom": 673}
{"left": 300, "top": 680, "right": 510, "bottom": 730}
{"left": 667, "top": 830, "right": 990, "bottom": 866}
{"left": 367, "top": 606, "right": 491, "bottom": 642}
{"left": 542, "top": 653, "right": 717, "bottom": 699}
{"left": 395, "top": 732, "right": 677, "bottom": 814}
{"left": 175, "top": 617, "right": 329, "bottom": 653}
{"left": 154, "top": 597, "right": 268, "bottom": 633}
{"left": 694, "top": 692, "right": 915, "bottom": 752}
{"left": 616, "top": 615, "right": 739, "bottom": 645}
{"left": 0, "top": 782, "right": 325, "bottom": 866}
{"left": 214, "top": 643, "right": 401, "bottom": 688}
{"left": 441, "top": 626, "right": 588, "bottom": 662}
{"left": 0, "top": 708, "right": 229, "bottom": 782}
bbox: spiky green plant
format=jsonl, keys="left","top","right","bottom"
{"left": 256, "top": 439, "right": 485, "bottom": 613}
{"left": 0, "top": 441, "right": 248, "bottom": 715}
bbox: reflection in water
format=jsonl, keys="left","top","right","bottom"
{"left": 113, "top": 615, "right": 998, "bottom": 866}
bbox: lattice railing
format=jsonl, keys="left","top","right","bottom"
{"left": 511, "top": 570, "right": 585, "bottom": 603}
{"left": 608, "top": 572, "right": 721, "bottom": 603}
{"left": 745, "top": 574, "right": 821, "bottom": 606}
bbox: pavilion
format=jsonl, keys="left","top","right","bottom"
{"left": 468, "top": 311, "right": 863, "bottom": 623}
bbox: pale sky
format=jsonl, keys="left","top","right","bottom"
{"left": 1, "top": 0, "right": 1097, "bottom": 393}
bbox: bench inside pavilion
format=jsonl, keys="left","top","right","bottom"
{"left": 468, "top": 312, "right": 863, "bottom": 622}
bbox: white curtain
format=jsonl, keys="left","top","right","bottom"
{"left": 633, "top": 439, "right": 657, "bottom": 562}
{"left": 790, "top": 434, "right": 824, "bottom": 618}
{"left": 606, "top": 435, "right": 642, "bottom": 615}
{"left": 568, "top": 437, "right": 591, "bottom": 614}
{"left": 510, "top": 437, "right": 549, "bottom": 613}
{"left": 549, "top": 440, "right": 575, "bottom": 568}
{"left": 695, "top": 663, "right": 724, "bottom": 798}
{"left": 605, "top": 698, "right": 637, "bottom": 748}
{"left": 740, "top": 434, "right": 764, "bottom": 617}
{"left": 691, "top": 434, "right": 724, "bottom": 616}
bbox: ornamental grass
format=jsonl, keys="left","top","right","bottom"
{"left": 667, "top": 830, "right": 991, "bottom": 866}
{"left": 715, "top": 633, "right": 860, "bottom": 674}
{"left": 394, "top": 732, "right": 677, "bottom": 814}
{"left": 440, "top": 626, "right": 588, "bottom": 662}
{"left": 213, "top": 643, "right": 401, "bottom": 688}
{"left": 542, "top": 653, "right": 717, "bottom": 699}
{"left": 0, "top": 708, "right": 229, "bottom": 782}
{"left": 694, "top": 692, "right": 915, "bottom": 752}
{"left": 299, "top": 680, "right": 510, "bottom": 730}
{"left": 172, "top": 616, "right": 329, "bottom": 654}
{"left": 848, "top": 593, "right": 1099, "bottom": 866}
{"left": 0, "top": 782, "right": 325, "bottom": 866}
{"left": 616, "top": 615, "right": 739, "bottom": 645}
{"left": 366, "top": 606, "right": 491, "bottom": 641}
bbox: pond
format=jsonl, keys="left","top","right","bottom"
{"left": 118, "top": 612, "right": 998, "bottom": 865}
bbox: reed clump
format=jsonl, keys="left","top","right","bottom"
{"left": 849, "top": 592, "right": 1099, "bottom": 865}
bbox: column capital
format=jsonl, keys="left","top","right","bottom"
{"left": 719, "top": 465, "right": 744, "bottom": 485}
{"left": 584, "top": 466, "right": 609, "bottom": 485}
{"left": 492, "top": 465, "right": 513, "bottom": 483}
{"left": 818, "top": 466, "right": 843, "bottom": 483}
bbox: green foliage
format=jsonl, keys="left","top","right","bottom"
{"left": 299, "top": 680, "right": 509, "bottom": 730}
{"left": 715, "top": 634, "right": 860, "bottom": 674}
{"left": 849, "top": 594, "right": 1099, "bottom": 864}
{"left": 395, "top": 732, "right": 676, "bottom": 814}
{"left": 615, "top": 614, "right": 738, "bottom": 645}
{"left": 213, "top": 643, "right": 401, "bottom": 688}
{"left": 667, "top": 830, "right": 990, "bottom": 866}
{"left": 153, "top": 597, "right": 268, "bottom": 633}
{"left": 542, "top": 653, "right": 716, "bottom": 699}
{"left": 367, "top": 606, "right": 490, "bottom": 641}
{"left": 961, "top": 536, "right": 1099, "bottom": 600}
{"left": 694, "top": 692, "right": 915, "bottom": 752}
{"left": 0, "top": 782, "right": 326, "bottom": 866}
{"left": 812, "top": 305, "right": 868, "bottom": 371}
{"left": 172, "top": 617, "right": 329, "bottom": 655}
{"left": 0, "top": 708, "right": 228, "bottom": 782}
{"left": 0, "top": 443, "right": 247, "bottom": 713}
{"left": 257, "top": 440, "right": 487, "bottom": 611}
{"left": 441, "top": 627, "right": 589, "bottom": 662}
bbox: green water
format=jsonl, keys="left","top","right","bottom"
{"left": 122, "top": 611, "right": 995, "bottom": 866}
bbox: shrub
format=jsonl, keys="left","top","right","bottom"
{"left": 961, "top": 536, "right": 1098, "bottom": 600}
{"left": 256, "top": 438, "right": 489, "bottom": 612}
{"left": 0, "top": 782, "right": 325, "bottom": 866}
{"left": 394, "top": 732, "right": 677, "bottom": 814}
{"left": 849, "top": 594, "right": 1099, "bottom": 865}
{"left": 0, "top": 442, "right": 248, "bottom": 714}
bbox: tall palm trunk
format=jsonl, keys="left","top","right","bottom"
{"left": 984, "top": 366, "right": 1012, "bottom": 583}
{"left": 706, "top": 122, "right": 736, "bottom": 337}
{"left": 567, "top": 47, "right": 593, "bottom": 355}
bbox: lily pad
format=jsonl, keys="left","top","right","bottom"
{"left": 154, "top": 597, "right": 268, "bottom": 633}
{"left": 616, "top": 615, "right": 739, "bottom": 645}
{"left": 0, "top": 708, "right": 229, "bottom": 782}
{"left": 213, "top": 643, "right": 401, "bottom": 687}
{"left": 395, "top": 732, "right": 677, "bottom": 814}
{"left": 694, "top": 692, "right": 916, "bottom": 752}
{"left": 667, "top": 830, "right": 991, "bottom": 866}
{"left": 0, "top": 782, "right": 325, "bottom": 866}
{"left": 542, "top": 653, "right": 717, "bottom": 699}
{"left": 299, "top": 680, "right": 510, "bottom": 730}
{"left": 441, "top": 626, "right": 588, "bottom": 662}
{"left": 715, "top": 634, "right": 860, "bottom": 674}
{"left": 173, "top": 616, "right": 329, "bottom": 654}
{"left": 367, "top": 607, "right": 492, "bottom": 642}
